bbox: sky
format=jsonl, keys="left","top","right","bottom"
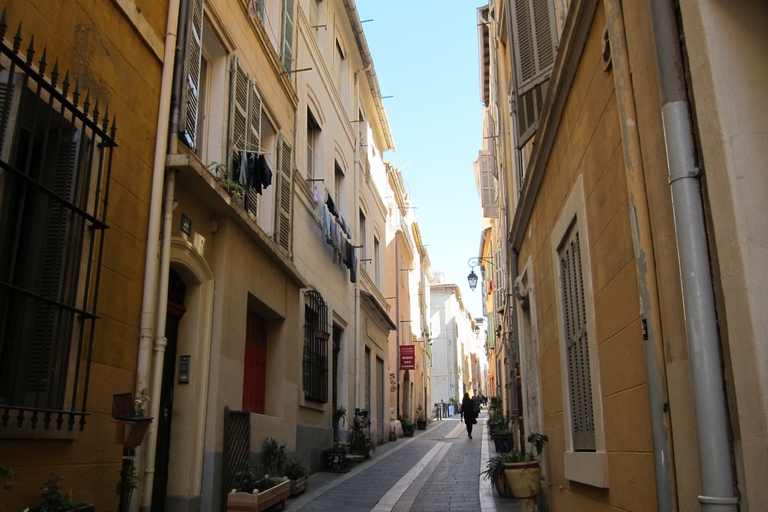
{"left": 356, "top": 0, "right": 487, "bottom": 319}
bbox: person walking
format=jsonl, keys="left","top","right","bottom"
{"left": 461, "top": 392, "right": 478, "bottom": 439}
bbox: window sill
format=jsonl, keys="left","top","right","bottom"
{"left": 564, "top": 451, "right": 609, "bottom": 488}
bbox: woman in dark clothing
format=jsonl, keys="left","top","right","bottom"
{"left": 461, "top": 392, "right": 478, "bottom": 439}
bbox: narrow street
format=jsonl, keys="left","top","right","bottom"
{"left": 286, "top": 412, "right": 520, "bottom": 512}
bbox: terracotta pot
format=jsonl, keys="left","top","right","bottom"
{"left": 504, "top": 462, "right": 541, "bottom": 499}
{"left": 493, "top": 475, "right": 515, "bottom": 498}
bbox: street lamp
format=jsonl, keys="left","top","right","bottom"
{"left": 467, "top": 257, "right": 493, "bottom": 291}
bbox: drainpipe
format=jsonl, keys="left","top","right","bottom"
{"left": 648, "top": 0, "right": 737, "bottom": 510}
{"left": 603, "top": 2, "right": 675, "bottom": 511}
{"left": 135, "top": 0, "right": 183, "bottom": 508}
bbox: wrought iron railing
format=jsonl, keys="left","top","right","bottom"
{"left": 0, "top": 10, "right": 116, "bottom": 431}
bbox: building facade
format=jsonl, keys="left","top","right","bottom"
{"left": 478, "top": 0, "right": 768, "bottom": 511}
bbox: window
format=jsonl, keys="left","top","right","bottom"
{"left": 0, "top": 38, "right": 116, "bottom": 431}
{"left": 510, "top": 0, "right": 558, "bottom": 147}
{"left": 307, "top": 109, "right": 320, "bottom": 180}
{"left": 333, "top": 39, "right": 348, "bottom": 105}
{"left": 373, "top": 236, "right": 381, "bottom": 288}
{"left": 359, "top": 209, "right": 367, "bottom": 262}
{"left": 243, "top": 310, "right": 268, "bottom": 414}
{"left": 280, "top": 0, "right": 295, "bottom": 71}
{"left": 334, "top": 161, "right": 345, "bottom": 214}
{"left": 551, "top": 176, "right": 607, "bottom": 487}
{"left": 229, "top": 55, "right": 263, "bottom": 219}
{"left": 303, "top": 291, "right": 328, "bottom": 402}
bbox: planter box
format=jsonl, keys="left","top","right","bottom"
{"left": 289, "top": 476, "right": 307, "bottom": 497}
{"left": 227, "top": 477, "right": 290, "bottom": 511}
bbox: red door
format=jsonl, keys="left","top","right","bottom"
{"left": 243, "top": 311, "right": 268, "bottom": 414}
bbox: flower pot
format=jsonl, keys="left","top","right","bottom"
{"left": 504, "top": 461, "right": 541, "bottom": 499}
{"left": 493, "top": 475, "right": 515, "bottom": 498}
{"left": 417, "top": 420, "right": 427, "bottom": 430}
{"left": 491, "top": 433, "right": 515, "bottom": 453}
{"left": 402, "top": 426, "right": 415, "bottom": 437}
{"left": 323, "top": 450, "right": 347, "bottom": 471}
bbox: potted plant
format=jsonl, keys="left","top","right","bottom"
{"left": 399, "top": 417, "right": 415, "bottom": 437}
{"left": 348, "top": 410, "right": 375, "bottom": 458}
{"left": 504, "top": 432, "right": 549, "bottom": 508}
{"left": 321, "top": 443, "right": 348, "bottom": 472}
{"left": 227, "top": 464, "right": 290, "bottom": 511}
{"left": 262, "top": 438, "right": 287, "bottom": 477}
{"left": 491, "top": 424, "right": 516, "bottom": 453}
{"left": 29, "top": 473, "right": 94, "bottom": 512}
{"left": 282, "top": 460, "right": 308, "bottom": 497}
{"left": 480, "top": 452, "right": 521, "bottom": 498}
{"left": 218, "top": 178, "right": 246, "bottom": 200}
{"left": 416, "top": 406, "right": 427, "bottom": 430}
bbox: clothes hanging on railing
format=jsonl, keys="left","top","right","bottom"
{"left": 233, "top": 151, "right": 273, "bottom": 195}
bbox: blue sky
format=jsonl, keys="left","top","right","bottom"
{"left": 357, "top": 0, "right": 486, "bottom": 318}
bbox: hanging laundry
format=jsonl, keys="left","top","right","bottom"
{"left": 253, "top": 154, "right": 273, "bottom": 195}
{"left": 239, "top": 151, "right": 248, "bottom": 187}
{"left": 326, "top": 190, "right": 338, "bottom": 217}
{"left": 350, "top": 246, "right": 357, "bottom": 284}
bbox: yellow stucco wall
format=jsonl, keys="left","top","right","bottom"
{"left": 516, "top": 5, "right": 658, "bottom": 511}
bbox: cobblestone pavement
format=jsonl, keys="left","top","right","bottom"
{"left": 285, "top": 412, "right": 522, "bottom": 512}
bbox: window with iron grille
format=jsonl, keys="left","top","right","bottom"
{"left": 303, "top": 290, "right": 328, "bottom": 402}
{"left": 0, "top": 25, "right": 116, "bottom": 431}
{"left": 558, "top": 226, "right": 596, "bottom": 451}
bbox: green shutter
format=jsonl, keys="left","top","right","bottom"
{"left": 274, "top": 135, "right": 293, "bottom": 253}
{"left": 281, "top": 0, "right": 295, "bottom": 71}
{"left": 180, "top": 0, "right": 204, "bottom": 148}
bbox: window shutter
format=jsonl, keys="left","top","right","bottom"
{"left": 0, "top": 71, "right": 21, "bottom": 161}
{"left": 274, "top": 135, "right": 293, "bottom": 253}
{"left": 511, "top": 0, "right": 556, "bottom": 148}
{"left": 281, "top": 0, "right": 295, "bottom": 72}
{"left": 245, "top": 82, "right": 262, "bottom": 216}
{"left": 257, "top": 0, "right": 266, "bottom": 21}
{"left": 180, "top": 0, "right": 204, "bottom": 148}
{"left": 560, "top": 229, "right": 596, "bottom": 451}
{"left": 230, "top": 56, "right": 249, "bottom": 156}
{"left": 479, "top": 150, "right": 499, "bottom": 219}
{"left": 27, "top": 130, "right": 82, "bottom": 401}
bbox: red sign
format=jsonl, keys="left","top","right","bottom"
{"left": 399, "top": 345, "right": 415, "bottom": 370}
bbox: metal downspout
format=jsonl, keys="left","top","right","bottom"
{"left": 648, "top": 0, "right": 737, "bottom": 509}
{"left": 603, "top": 2, "right": 675, "bottom": 511}
{"left": 136, "top": 0, "right": 181, "bottom": 508}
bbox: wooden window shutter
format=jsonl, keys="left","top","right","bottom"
{"left": 281, "top": 0, "right": 295, "bottom": 72}
{"left": 180, "top": 0, "right": 204, "bottom": 148}
{"left": 479, "top": 150, "right": 499, "bottom": 219}
{"left": 560, "top": 229, "right": 596, "bottom": 451}
{"left": 245, "top": 82, "right": 262, "bottom": 216}
{"left": 257, "top": 0, "right": 266, "bottom": 21}
{"left": 230, "top": 56, "right": 249, "bottom": 154}
{"left": 274, "top": 135, "right": 293, "bottom": 252}
{"left": 511, "top": 0, "right": 556, "bottom": 148}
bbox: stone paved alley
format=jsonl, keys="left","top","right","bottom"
{"left": 285, "top": 412, "right": 522, "bottom": 512}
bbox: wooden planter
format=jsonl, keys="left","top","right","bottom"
{"left": 227, "top": 477, "right": 290, "bottom": 511}
{"left": 289, "top": 476, "right": 307, "bottom": 496}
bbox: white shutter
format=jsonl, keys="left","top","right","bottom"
{"left": 274, "top": 135, "right": 293, "bottom": 253}
{"left": 479, "top": 150, "right": 499, "bottom": 219}
{"left": 560, "top": 229, "right": 596, "bottom": 451}
{"left": 180, "top": 0, "right": 204, "bottom": 148}
{"left": 281, "top": 0, "right": 295, "bottom": 72}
